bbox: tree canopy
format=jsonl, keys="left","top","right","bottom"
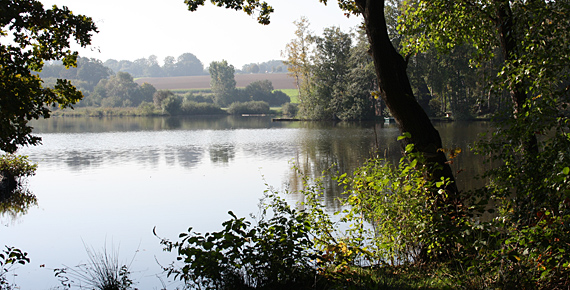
{"left": 0, "top": 0, "right": 97, "bottom": 153}
{"left": 209, "top": 60, "right": 237, "bottom": 107}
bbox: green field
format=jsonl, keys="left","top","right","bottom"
{"left": 276, "top": 89, "right": 299, "bottom": 103}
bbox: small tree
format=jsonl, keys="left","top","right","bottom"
{"left": 153, "top": 90, "right": 175, "bottom": 108}
{"left": 209, "top": 60, "right": 237, "bottom": 107}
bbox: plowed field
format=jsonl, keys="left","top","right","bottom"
{"left": 135, "top": 73, "right": 296, "bottom": 90}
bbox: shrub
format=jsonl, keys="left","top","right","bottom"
{"left": 162, "top": 95, "right": 183, "bottom": 115}
{"left": 0, "top": 155, "right": 36, "bottom": 181}
{"left": 157, "top": 193, "right": 320, "bottom": 289}
{"left": 281, "top": 103, "right": 298, "bottom": 117}
{"left": 227, "top": 101, "right": 270, "bottom": 115}
{"left": 0, "top": 155, "right": 37, "bottom": 195}
{"left": 180, "top": 101, "right": 225, "bottom": 115}
{"left": 136, "top": 101, "right": 157, "bottom": 116}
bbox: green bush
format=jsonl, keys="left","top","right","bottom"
{"left": 0, "top": 155, "right": 37, "bottom": 180}
{"left": 157, "top": 193, "right": 320, "bottom": 289}
{"left": 136, "top": 101, "right": 157, "bottom": 116}
{"left": 227, "top": 101, "right": 270, "bottom": 115}
{"left": 180, "top": 101, "right": 225, "bottom": 115}
{"left": 281, "top": 103, "right": 298, "bottom": 117}
{"left": 162, "top": 95, "right": 183, "bottom": 115}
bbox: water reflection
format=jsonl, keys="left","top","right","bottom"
{"left": 286, "top": 122, "right": 401, "bottom": 207}
{"left": 30, "top": 115, "right": 299, "bottom": 133}
{"left": 209, "top": 144, "right": 236, "bottom": 164}
{"left": 7, "top": 116, "right": 494, "bottom": 290}
{"left": 26, "top": 116, "right": 490, "bottom": 202}
{"left": 176, "top": 147, "right": 204, "bottom": 169}
{"left": 0, "top": 185, "right": 37, "bottom": 225}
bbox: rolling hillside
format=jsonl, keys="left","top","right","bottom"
{"left": 135, "top": 73, "right": 296, "bottom": 90}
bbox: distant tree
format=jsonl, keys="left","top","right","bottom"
{"left": 336, "top": 29, "right": 377, "bottom": 120}
{"left": 153, "top": 90, "right": 175, "bottom": 108}
{"left": 35, "top": 57, "right": 112, "bottom": 93}
{"left": 163, "top": 56, "right": 176, "bottom": 76}
{"left": 281, "top": 102, "right": 298, "bottom": 117}
{"left": 282, "top": 17, "right": 313, "bottom": 102}
{"left": 209, "top": 60, "right": 237, "bottom": 107}
{"left": 144, "top": 55, "right": 165, "bottom": 77}
{"left": 244, "top": 80, "right": 290, "bottom": 106}
{"left": 0, "top": 0, "right": 97, "bottom": 153}
{"left": 91, "top": 72, "right": 155, "bottom": 107}
{"left": 138, "top": 82, "right": 157, "bottom": 105}
{"left": 76, "top": 58, "right": 113, "bottom": 91}
{"left": 103, "top": 59, "right": 120, "bottom": 73}
{"left": 242, "top": 63, "right": 260, "bottom": 73}
{"left": 174, "top": 53, "right": 204, "bottom": 76}
{"left": 162, "top": 94, "right": 183, "bottom": 115}
{"left": 308, "top": 26, "right": 353, "bottom": 120}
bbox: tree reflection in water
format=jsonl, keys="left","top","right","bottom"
{"left": 0, "top": 155, "right": 38, "bottom": 224}
{"left": 0, "top": 183, "right": 37, "bottom": 224}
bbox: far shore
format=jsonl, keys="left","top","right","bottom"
{"left": 135, "top": 73, "right": 297, "bottom": 90}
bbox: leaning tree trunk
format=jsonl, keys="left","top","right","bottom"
{"left": 354, "top": 0, "right": 463, "bottom": 262}
{"left": 354, "top": 0, "right": 459, "bottom": 198}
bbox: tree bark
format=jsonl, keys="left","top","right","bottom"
{"left": 354, "top": 0, "right": 459, "bottom": 198}
{"left": 495, "top": 1, "right": 539, "bottom": 153}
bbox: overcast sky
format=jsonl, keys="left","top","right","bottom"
{"left": 39, "top": 0, "right": 363, "bottom": 69}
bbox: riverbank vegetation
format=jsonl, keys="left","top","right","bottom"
{"left": 2, "top": 0, "right": 570, "bottom": 289}
{"left": 161, "top": 0, "right": 570, "bottom": 289}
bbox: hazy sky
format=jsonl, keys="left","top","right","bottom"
{"left": 39, "top": 0, "right": 363, "bottom": 69}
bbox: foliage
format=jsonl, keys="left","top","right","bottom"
{"left": 397, "top": 0, "right": 570, "bottom": 287}
{"left": 102, "top": 53, "right": 206, "bottom": 78}
{"left": 35, "top": 58, "right": 113, "bottom": 93}
{"left": 88, "top": 72, "right": 157, "bottom": 107}
{"left": 158, "top": 150, "right": 465, "bottom": 289}
{"left": 305, "top": 27, "right": 353, "bottom": 120}
{"left": 157, "top": 193, "right": 320, "bottom": 289}
{"left": 241, "top": 60, "right": 287, "bottom": 73}
{"left": 0, "top": 0, "right": 97, "bottom": 153}
{"left": 282, "top": 16, "right": 313, "bottom": 106}
{"left": 55, "top": 244, "right": 134, "bottom": 290}
{"left": 180, "top": 100, "right": 226, "bottom": 115}
{"left": 0, "top": 154, "right": 37, "bottom": 219}
{"left": 209, "top": 60, "right": 237, "bottom": 107}
{"left": 227, "top": 101, "right": 270, "bottom": 115}
{"left": 281, "top": 103, "right": 298, "bottom": 117}
{"left": 185, "top": 0, "right": 274, "bottom": 25}
{"left": 283, "top": 20, "right": 377, "bottom": 120}
{"left": 0, "top": 155, "right": 37, "bottom": 181}
{"left": 0, "top": 246, "right": 29, "bottom": 290}
{"left": 153, "top": 90, "right": 175, "bottom": 108}
{"left": 242, "top": 80, "right": 290, "bottom": 106}
{"left": 161, "top": 94, "right": 183, "bottom": 116}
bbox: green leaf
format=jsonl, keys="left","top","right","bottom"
{"left": 397, "top": 132, "right": 412, "bottom": 140}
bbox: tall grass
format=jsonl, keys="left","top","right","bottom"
{"left": 55, "top": 243, "right": 135, "bottom": 290}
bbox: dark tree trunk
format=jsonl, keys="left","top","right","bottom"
{"left": 354, "top": 0, "right": 459, "bottom": 198}
{"left": 495, "top": 1, "right": 539, "bottom": 153}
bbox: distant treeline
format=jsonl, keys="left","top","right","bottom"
{"left": 35, "top": 55, "right": 291, "bottom": 116}
{"left": 37, "top": 53, "right": 288, "bottom": 79}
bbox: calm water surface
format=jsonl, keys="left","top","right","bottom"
{"left": 1, "top": 116, "right": 490, "bottom": 289}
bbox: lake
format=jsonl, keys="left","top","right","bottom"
{"left": 1, "top": 116, "right": 491, "bottom": 289}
